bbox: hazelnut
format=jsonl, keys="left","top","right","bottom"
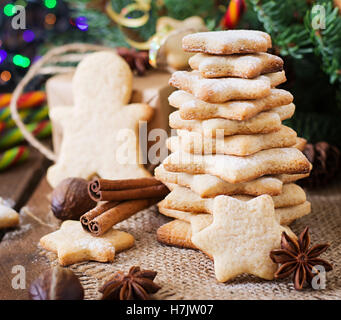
{"left": 29, "top": 266, "right": 84, "bottom": 300}
{"left": 51, "top": 177, "right": 96, "bottom": 221}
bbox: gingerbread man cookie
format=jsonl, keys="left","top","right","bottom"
{"left": 47, "top": 52, "right": 153, "bottom": 188}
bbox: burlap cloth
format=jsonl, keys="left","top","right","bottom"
{"left": 41, "top": 181, "right": 341, "bottom": 300}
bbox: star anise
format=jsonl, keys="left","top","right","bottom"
{"left": 270, "top": 227, "right": 333, "bottom": 290}
{"left": 116, "top": 47, "right": 150, "bottom": 76}
{"left": 99, "top": 266, "right": 161, "bottom": 300}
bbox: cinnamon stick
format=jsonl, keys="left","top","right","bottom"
{"left": 82, "top": 177, "right": 169, "bottom": 236}
{"left": 89, "top": 177, "right": 161, "bottom": 192}
{"left": 80, "top": 201, "right": 119, "bottom": 231}
{"left": 88, "top": 177, "right": 168, "bottom": 201}
{"left": 89, "top": 184, "right": 169, "bottom": 202}
{"left": 81, "top": 199, "right": 157, "bottom": 236}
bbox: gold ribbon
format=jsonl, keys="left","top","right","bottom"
{"left": 105, "top": 0, "right": 151, "bottom": 28}
{"left": 105, "top": 0, "right": 176, "bottom": 66}
{"left": 105, "top": 1, "right": 152, "bottom": 50}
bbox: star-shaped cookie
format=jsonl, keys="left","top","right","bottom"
{"left": 47, "top": 51, "right": 153, "bottom": 188}
{"left": 191, "top": 195, "right": 292, "bottom": 282}
{"left": 40, "top": 220, "right": 134, "bottom": 266}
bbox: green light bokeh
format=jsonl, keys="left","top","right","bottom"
{"left": 13, "top": 54, "right": 31, "bottom": 68}
{"left": 44, "top": 0, "right": 57, "bottom": 9}
{"left": 4, "top": 4, "right": 16, "bottom": 17}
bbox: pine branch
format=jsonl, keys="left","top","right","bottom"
{"left": 247, "top": 0, "right": 341, "bottom": 111}
{"left": 305, "top": 0, "right": 341, "bottom": 85}
{"left": 163, "top": 0, "right": 217, "bottom": 21}
{"left": 248, "top": 0, "right": 313, "bottom": 58}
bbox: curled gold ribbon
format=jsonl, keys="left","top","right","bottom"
{"left": 105, "top": 1, "right": 180, "bottom": 67}
{"left": 105, "top": 0, "right": 151, "bottom": 28}
{"left": 105, "top": 1, "right": 152, "bottom": 50}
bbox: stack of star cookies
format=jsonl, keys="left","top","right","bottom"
{"left": 154, "top": 30, "right": 312, "bottom": 282}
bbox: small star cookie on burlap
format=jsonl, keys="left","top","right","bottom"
{"left": 191, "top": 195, "right": 294, "bottom": 282}
{"left": 40, "top": 220, "right": 134, "bottom": 266}
{"left": 47, "top": 51, "right": 153, "bottom": 188}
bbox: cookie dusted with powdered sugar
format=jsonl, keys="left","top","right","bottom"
{"left": 191, "top": 195, "right": 294, "bottom": 282}
{"left": 40, "top": 220, "right": 134, "bottom": 266}
{"left": 157, "top": 219, "right": 196, "bottom": 250}
{"left": 169, "top": 104, "right": 295, "bottom": 137}
{"left": 167, "top": 126, "right": 297, "bottom": 157}
{"left": 163, "top": 148, "right": 311, "bottom": 184}
{"left": 155, "top": 164, "right": 309, "bottom": 198}
{"left": 168, "top": 89, "right": 293, "bottom": 121}
{"left": 155, "top": 164, "right": 284, "bottom": 197}
{"left": 182, "top": 30, "right": 272, "bottom": 55}
{"left": 161, "top": 183, "right": 306, "bottom": 212}
{"left": 169, "top": 70, "right": 286, "bottom": 103}
{"left": 158, "top": 199, "right": 311, "bottom": 232}
{"left": 189, "top": 52, "right": 283, "bottom": 79}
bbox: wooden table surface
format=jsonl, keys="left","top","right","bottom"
{"left": 0, "top": 145, "right": 55, "bottom": 299}
{"left": 0, "top": 146, "right": 51, "bottom": 211}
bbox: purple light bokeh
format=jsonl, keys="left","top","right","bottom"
{"left": 23, "top": 30, "right": 35, "bottom": 42}
{"left": 33, "top": 55, "right": 42, "bottom": 63}
{"left": 75, "top": 16, "right": 88, "bottom": 31}
{"left": 0, "top": 50, "right": 7, "bottom": 64}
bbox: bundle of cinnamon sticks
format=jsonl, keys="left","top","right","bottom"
{"left": 81, "top": 177, "right": 169, "bottom": 236}
{"left": 88, "top": 177, "right": 167, "bottom": 202}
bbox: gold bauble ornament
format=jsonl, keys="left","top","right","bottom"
{"left": 149, "top": 16, "right": 207, "bottom": 70}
